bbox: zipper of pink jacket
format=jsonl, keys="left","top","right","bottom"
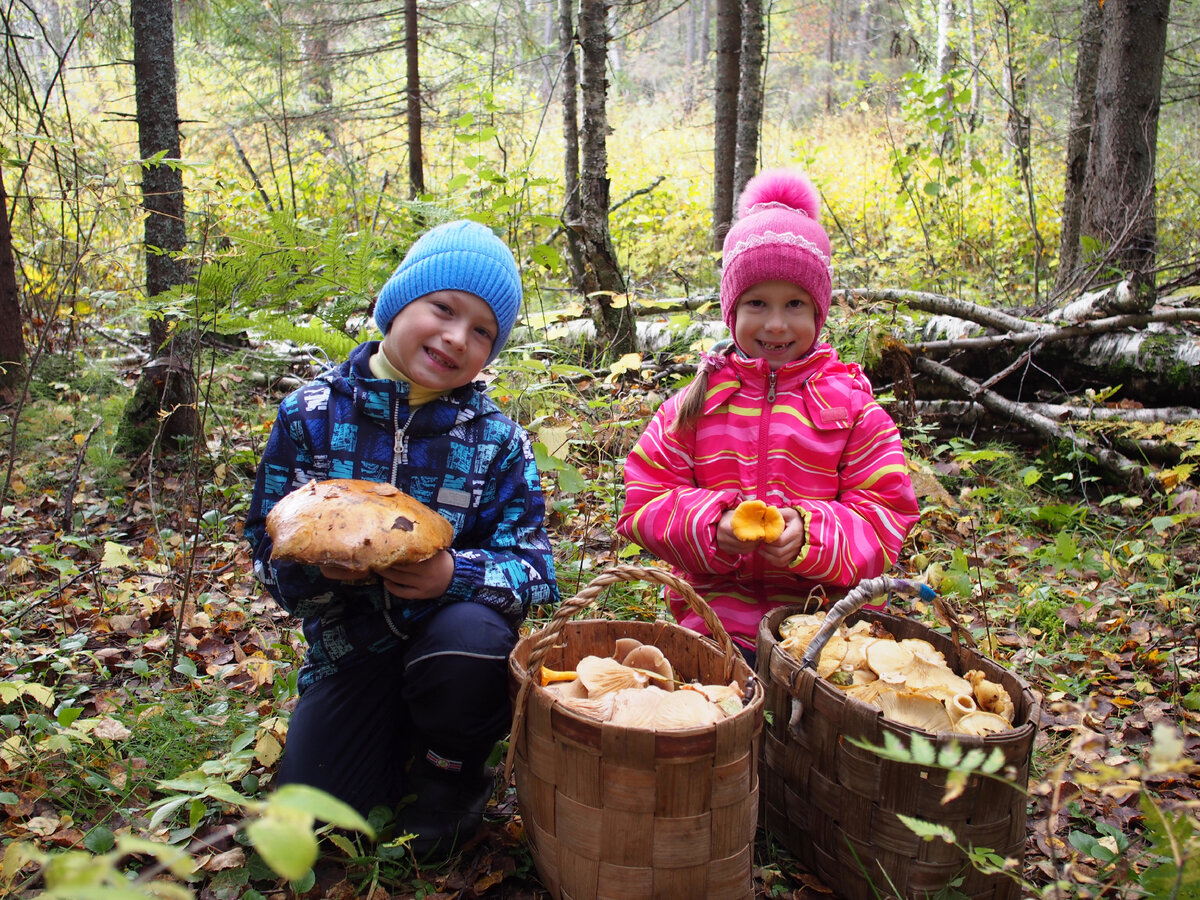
{"left": 753, "top": 368, "right": 778, "bottom": 582}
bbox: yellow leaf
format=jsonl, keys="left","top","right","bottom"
{"left": 100, "top": 541, "right": 136, "bottom": 570}
{"left": 1, "top": 734, "right": 25, "bottom": 770}
{"left": 255, "top": 731, "right": 283, "bottom": 767}
{"left": 608, "top": 353, "right": 642, "bottom": 377}
{"left": 249, "top": 658, "right": 275, "bottom": 687}
{"left": 537, "top": 426, "right": 572, "bottom": 459}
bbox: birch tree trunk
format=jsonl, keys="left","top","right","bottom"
{"left": 560, "top": 0, "right": 586, "bottom": 286}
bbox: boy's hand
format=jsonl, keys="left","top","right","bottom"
{"left": 376, "top": 550, "right": 455, "bottom": 601}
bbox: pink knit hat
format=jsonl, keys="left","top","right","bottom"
{"left": 719, "top": 169, "right": 833, "bottom": 344}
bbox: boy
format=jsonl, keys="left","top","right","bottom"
{"left": 244, "top": 220, "right": 559, "bottom": 856}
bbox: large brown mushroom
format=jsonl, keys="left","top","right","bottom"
{"left": 266, "top": 479, "right": 453, "bottom": 574}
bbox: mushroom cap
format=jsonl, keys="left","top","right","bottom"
{"left": 621, "top": 644, "right": 675, "bottom": 690}
{"left": 839, "top": 635, "right": 879, "bottom": 674}
{"left": 779, "top": 612, "right": 825, "bottom": 641}
{"left": 612, "top": 638, "right": 644, "bottom": 661}
{"left": 545, "top": 678, "right": 589, "bottom": 700}
{"left": 557, "top": 694, "right": 616, "bottom": 721}
{"left": 844, "top": 678, "right": 897, "bottom": 708}
{"left": 610, "top": 685, "right": 669, "bottom": 727}
{"left": 653, "top": 688, "right": 725, "bottom": 729}
{"left": 878, "top": 690, "right": 954, "bottom": 732}
{"left": 865, "top": 641, "right": 970, "bottom": 696}
{"left": 575, "top": 656, "right": 649, "bottom": 696}
{"left": 900, "top": 638, "right": 948, "bottom": 667}
{"left": 684, "top": 681, "right": 744, "bottom": 716}
{"left": 954, "top": 710, "right": 1013, "bottom": 736}
{"left": 266, "top": 479, "right": 453, "bottom": 573}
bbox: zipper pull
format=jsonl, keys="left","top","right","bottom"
{"left": 767, "top": 371, "right": 777, "bottom": 403}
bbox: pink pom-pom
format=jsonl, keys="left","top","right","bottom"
{"left": 736, "top": 169, "right": 821, "bottom": 221}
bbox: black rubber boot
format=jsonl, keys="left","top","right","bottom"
{"left": 398, "top": 755, "right": 496, "bottom": 859}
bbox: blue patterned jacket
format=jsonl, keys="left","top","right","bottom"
{"left": 245, "top": 341, "right": 559, "bottom": 690}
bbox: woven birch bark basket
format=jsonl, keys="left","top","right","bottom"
{"left": 506, "top": 565, "right": 764, "bottom": 900}
{"left": 756, "top": 604, "right": 1039, "bottom": 900}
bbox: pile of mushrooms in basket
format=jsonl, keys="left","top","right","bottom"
{"left": 780, "top": 610, "right": 1018, "bottom": 735}
{"left": 538, "top": 639, "right": 751, "bottom": 730}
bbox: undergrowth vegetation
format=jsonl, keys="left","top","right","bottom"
{"left": 1, "top": 300, "right": 1197, "bottom": 896}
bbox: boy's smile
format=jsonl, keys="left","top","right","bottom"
{"left": 381, "top": 289, "right": 498, "bottom": 391}
{"left": 733, "top": 279, "right": 817, "bottom": 369}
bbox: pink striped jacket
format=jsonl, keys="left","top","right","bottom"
{"left": 617, "top": 344, "right": 919, "bottom": 649}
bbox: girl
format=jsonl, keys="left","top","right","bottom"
{"left": 617, "top": 169, "right": 919, "bottom": 661}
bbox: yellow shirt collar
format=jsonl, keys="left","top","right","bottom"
{"left": 369, "top": 346, "right": 448, "bottom": 407}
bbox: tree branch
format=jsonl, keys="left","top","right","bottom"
{"left": 912, "top": 357, "right": 1151, "bottom": 492}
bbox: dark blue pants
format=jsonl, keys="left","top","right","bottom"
{"left": 276, "top": 602, "right": 518, "bottom": 816}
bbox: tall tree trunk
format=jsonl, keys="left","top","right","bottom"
{"left": 120, "top": 0, "right": 197, "bottom": 456}
{"left": 300, "top": 22, "right": 335, "bottom": 144}
{"left": 577, "top": 0, "right": 631, "bottom": 354}
{"left": 712, "top": 0, "right": 740, "bottom": 249}
{"left": 0, "top": 167, "right": 24, "bottom": 402}
{"left": 1054, "top": 0, "right": 1103, "bottom": 297}
{"left": 935, "top": 0, "right": 956, "bottom": 154}
{"left": 560, "top": 0, "right": 586, "bottom": 285}
{"left": 405, "top": 0, "right": 425, "bottom": 197}
{"left": 1079, "top": 0, "right": 1170, "bottom": 302}
{"left": 825, "top": 0, "right": 836, "bottom": 113}
{"left": 733, "top": 0, "right": 764, "bottom": 198}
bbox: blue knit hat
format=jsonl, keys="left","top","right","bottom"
{"left": 373, "top": 220, "right": 523, "bottom": 363}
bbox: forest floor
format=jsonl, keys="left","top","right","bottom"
{"left": 1, "top": 351, "right": 1198, "bottom": 899}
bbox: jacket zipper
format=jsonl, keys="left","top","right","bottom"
{"left": 754, "top": 369, "right": 777, "bottom": 580}
{"left": 391, "top": 402, "right": 413, "bottom": 485}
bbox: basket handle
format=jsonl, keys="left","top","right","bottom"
{"left": 798, "top": 576, "right": 966, "bottom": 671}
{"left": 503, "top": 563, "right": 739, "bottom": 782}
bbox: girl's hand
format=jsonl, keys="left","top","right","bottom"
{"left": 717, "top": 508, "right": 767, "bottom": 556}
{"left": 717, "top": 506, "right": 806, "bottom": 564}
{"left": 757, "top": 507, "right": 805, "bottom": 566}
{"left": 375, "top": 550, "right": 455, "bottom": 601}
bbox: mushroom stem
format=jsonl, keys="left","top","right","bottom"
{"left": 540, "top": 666, "right": 578, "bottom": 686}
